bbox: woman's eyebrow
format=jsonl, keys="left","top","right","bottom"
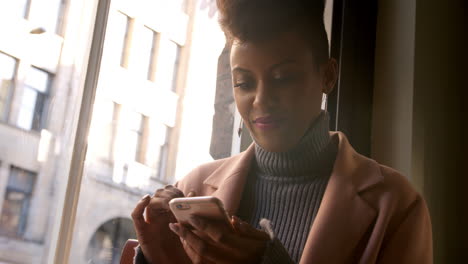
{"left": 232, "top": 67, "right": 251, "bottom": 74}
{"left": 232, "top": 59, "right": 298, "bottom": 74}
{"left": 269, "top": 59, "right": 298, "bottom": 71}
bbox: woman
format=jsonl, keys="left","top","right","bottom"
{"left": 131, "top": 0, "right": 432, "bottom": 263}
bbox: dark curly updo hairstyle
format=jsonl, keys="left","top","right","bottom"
{"left": 216, "top": 0, "right": 329, "bottom": 66}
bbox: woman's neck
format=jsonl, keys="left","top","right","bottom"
{"left": 254, "top": 111, "right": 332, "bottom": 177}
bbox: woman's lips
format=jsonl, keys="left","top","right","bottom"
{"left": 252, "top": 116, "right": 283, "bottom": 130}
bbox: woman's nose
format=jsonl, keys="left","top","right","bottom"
{"left": 253, "top": 81, "right": 278, "bottom": 109}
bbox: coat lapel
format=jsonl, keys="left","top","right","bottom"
{"left": 202, "top": 143, "right": 256, "bottom": 215}
{"left": 299, "top": 133, "right": 383, "bottom": 263}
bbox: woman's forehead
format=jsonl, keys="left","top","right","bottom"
{"left": 230, "top": 32, "right": 314, "bottom": 71}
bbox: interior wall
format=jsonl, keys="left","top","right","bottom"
{"left": 412, "top": 0, "right": 467, "bottom": 262}
{"left": 371, "top": 0, "right": 416, "bottom": 183}
{"left": 373, "top": 0, "right": 467, "bottom": 262}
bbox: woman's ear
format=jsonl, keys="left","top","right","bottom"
{"left": 321, "top": 58, "right": 338, "bottom": 94}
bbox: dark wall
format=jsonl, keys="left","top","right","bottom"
{"left": 413, "top": 0, "right": 468, "bottom": 262}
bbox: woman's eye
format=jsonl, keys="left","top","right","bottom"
{"left": 273, "top": 75, "right": 296, "bottom": 84}
{"left": 234, "top": 82, "right": 251, "bottom": 90}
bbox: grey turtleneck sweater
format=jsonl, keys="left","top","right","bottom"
{"left": 237, "top": 111, "right": 337, "bottom": 263}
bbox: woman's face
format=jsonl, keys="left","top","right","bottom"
{"left": 230, "top": 31, "right": 336, "bottom": 152}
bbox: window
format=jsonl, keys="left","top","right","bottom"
{"left": 17, "top": 67, "right": 51, "bottom": 131}
{"left": 145, "top": 122, "right": 170, "bottom": 179}
{"left": 33, "top": 0, "right": 63, "bottom": 33}
{"left": 114, "top": 110, "right": 146, "bottom": 163}
{"left": 114, "top": 12, "right": 133, "bottom": 68}
{"left": 88, "top": 101, "right": 120, "bottom": 161}
{"left": 0, "top": 0, "right": 30, "bottom": 19}
{"left": 0, "top": 166, "right": 36, "bottom": 238}
{"left": 156, "top": 126, "right": 171, "bottom": 180}
{"left": 0, "top": 53, "right": 17, "bottom": 122}
{"left": 156, "top": 40, "right": 181, "bottom": 91}
{"left": 180, "top": 0, "right": 189, "bottom": 14}
{"left": 140, "top": 26, "right": 158, "bottom": 81}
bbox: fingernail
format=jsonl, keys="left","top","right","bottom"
{"left": 169, "top": 223, "right": 179, "bottom": 233}
{"left": 142, "top": 194, "right": 150, "bottom": 200}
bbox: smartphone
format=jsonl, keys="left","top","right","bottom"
{"left": 169, "top": 196, "right": 232, "bottom": 229}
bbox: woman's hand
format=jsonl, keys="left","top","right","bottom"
{"left": 131, "top": 185, "right": 193, "bottom": 264}
{"left": 169, "top": 215, "right": 270, "bottom": 264}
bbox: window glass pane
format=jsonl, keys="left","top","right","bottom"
{"left": 0, "top": 194, "right": 24, "bottom": 236}
{"left": 0, "top": 52, "right": 17, "bottom": 120}
{"left": 0, "top": 167, "right": 36, "bottom": 238}
{"left": 145, "top": 122, "right": 167, "bottom": 176}
{"left": 31, "top": 0, "right": 62, "bottom": 33}
{"left": 17, "top": 68, "right": 50, "bottom": 130}
{"left": 88, "top": 100, "right": 118, "bottom": 160}
{"left": 7, "top": 167, "right": 35, "bottom": 193}
{"left": 155, "top": 39, "right": 180, "bottom": 90}
{"left": 17, "top": 87, "right": 37, "bottom": 130}
{"left": 0, "top": 53, "right": 17, "bottom": 79}
{"left": 112, "top": 12, "right": 132, "bottom": 68}
{"left": 134, "top": 26, "right": 156, "bottom": 80}
{"left": 24, "top": 68, "right": 49, "bottom": 93}
{"left": 0, "top": 0, "right": 29, "bottom": 19}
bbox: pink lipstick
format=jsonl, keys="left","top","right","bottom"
{"left": 253, "top": 116, "right": 282, "bottom": 130}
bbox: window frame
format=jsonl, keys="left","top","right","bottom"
{"left": 50, "top": 0, "right": 112, "bottom": 263}
{"left": 326, "top": 0, "right": 378, "bottom": 157}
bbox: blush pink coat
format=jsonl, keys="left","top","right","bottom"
{"left": 174, "top": 132, "right": 433, "bottom": 263}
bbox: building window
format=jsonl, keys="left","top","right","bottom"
{"left": 114, "top": 12, "right": 133, "bottom": 68}
{"left": 140, "top": 26, "right": 159, "bottom": 81}
{"left": 0, "top": 52, "right": 17, "bottom": 122}
{"left": 17, "top": 67, "right": 51, "bottom": 131}
{"left": 114, "top": 110, "right": 146, "bottom": 163}
{"left": 179, "top": 0, "right": 189, "bottom": 14}
{"left": 1, "top": 0, "right": 31, "bottom": 19}
{"left": 145, "top": 122, "right": 171, "bottom": 180}
{"left": 157, "top": 40, "right": 181, "bottom": 91}
{"left": 89, "top": 101, "right": 120, "bottom": 161}
{"left": 33, "top": 0, "right": 63, "bottom": 33}
{"left": 0, "top": 166, "right": 36, "bottom": 238}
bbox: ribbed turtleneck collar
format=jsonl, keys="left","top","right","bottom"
{"left": 254, "top": 111, "right": 332, "bottom": 177}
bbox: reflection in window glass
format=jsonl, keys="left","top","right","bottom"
{"left": 0, "top": 166, "right": 36, "bottom": 238}
{"left": 17, "top": 67, "right": 50, "bottom": 131}
{"left": 0, "top": 53, "right": 17, "bottom": 121}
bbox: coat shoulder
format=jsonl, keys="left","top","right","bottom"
{"left": 360, "top": 162, "right": 430, "bottom": 240}
{"left": 175, "top": 156, "right": 231, "bottom": 195}
{"left": 363, "top": 163, "right": 423, "bottom": 211}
